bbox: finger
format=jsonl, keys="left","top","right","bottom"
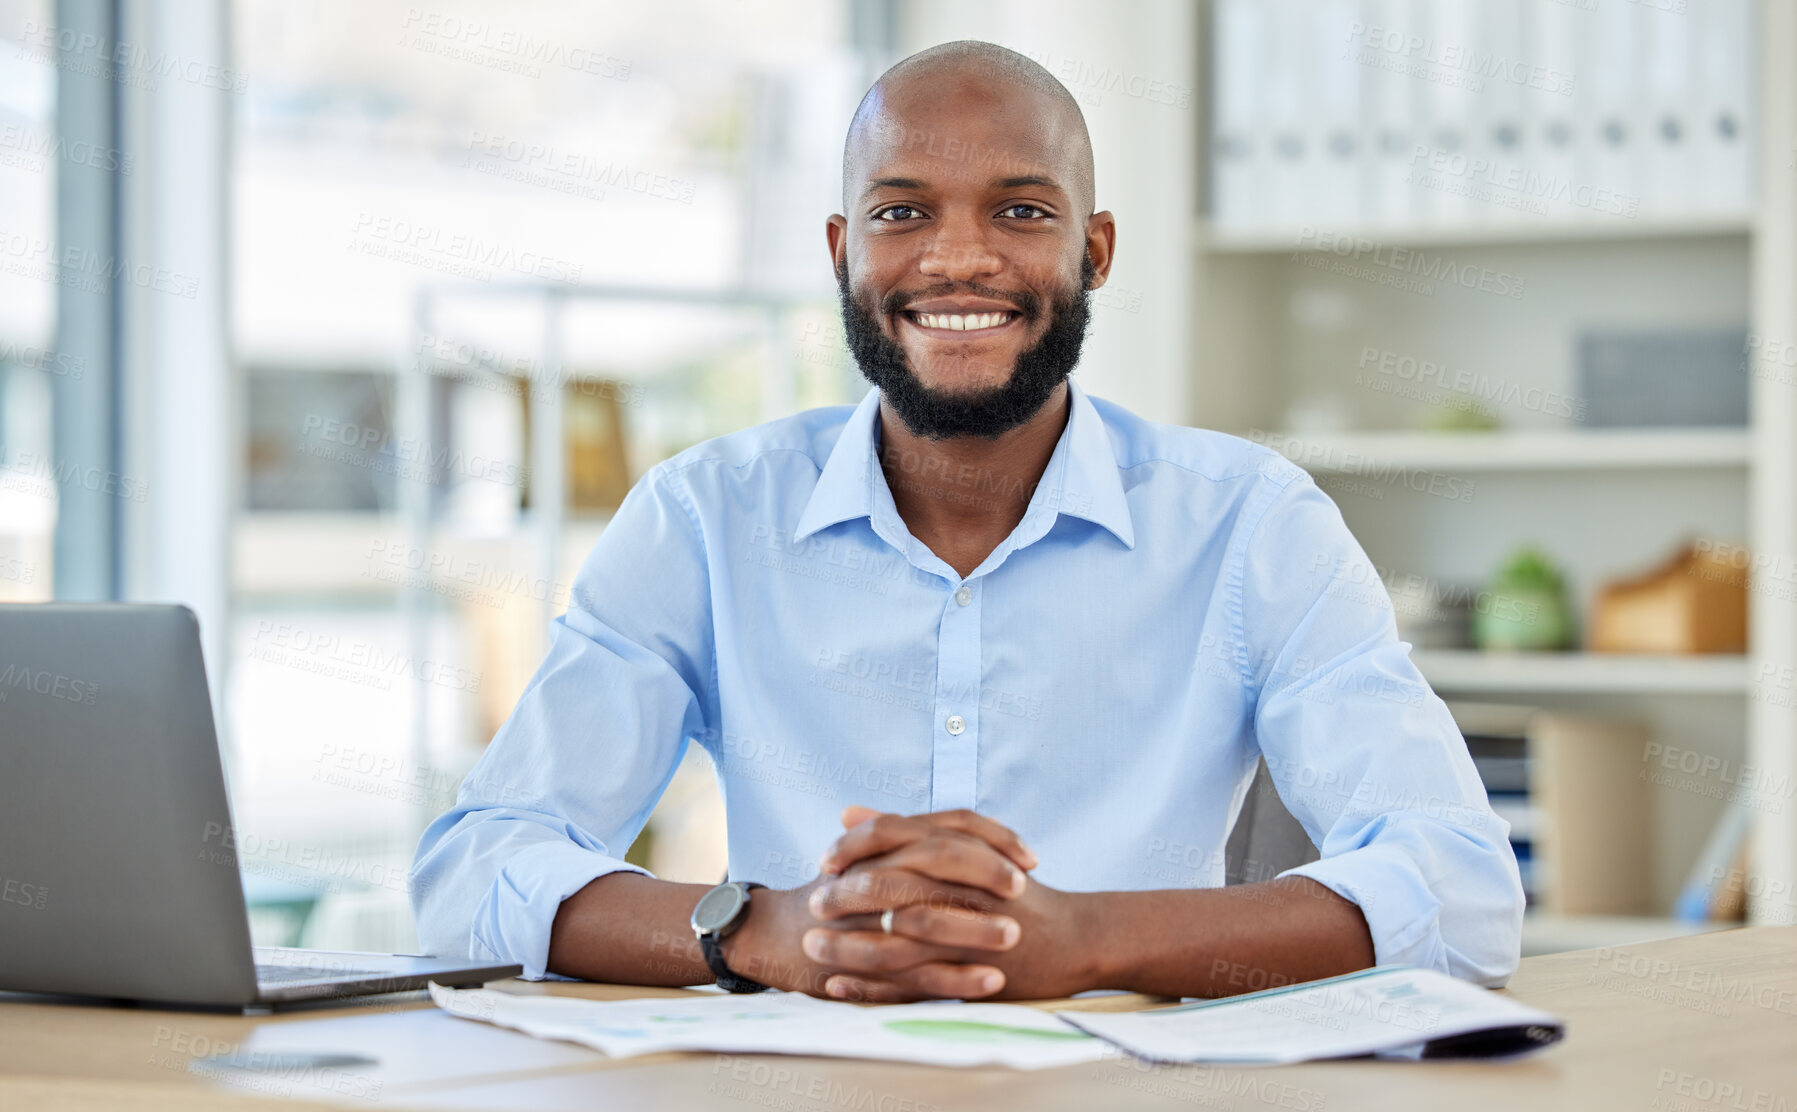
{"left": 825, "top": 963, "right": 1006, "bottom": 1002}
{"left": 885, "top": 902, "right": 1021, "bottom": 951}
{"left": 840, "top": 804, "right": 883, "bottom": 830}
{"left": 822, "top": 809, "right": 1038, "bottom": 876}
{"left": 819, "top": 911, "right": 882, "bottom": 932}
{"left": 820, "top": 977, "right": 926, "bottom": 1004}
{"left": 808, "top": 908, "right": 1015, "bottom": 955}
{"left": 806, "top": 903, "right": 1018, "bottom": 953}
{"left": 850, "top": 833, "right": 1028, "bottom": 899}
{"left": 802, "top": 927, "right": 957, "bottom": 975}
{"left": 807, "top": 867, "right": 1000, "bottom": 919}
{"left": 824, "top": 809, "right": 1038, "bottom": 875}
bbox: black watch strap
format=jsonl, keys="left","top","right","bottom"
{"left": 700, "top": 883, "right": 769, "bottom": 994}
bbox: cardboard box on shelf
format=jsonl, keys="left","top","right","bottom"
{"left": 1588, "top": 542, "right": 1748, "bottom": 655}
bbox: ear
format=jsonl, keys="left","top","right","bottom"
{"left": 825, "top": 214, "right": 849, "bottom": 274}
{"left": 1082, "top": 210, "right": 1117, "bottom": 290}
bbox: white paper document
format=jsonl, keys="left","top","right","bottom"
{"left": 1058, "top": 966, "right": 1563, "bottom": 1065}
{"left": 429, "top": 984, "right": 1112, "bottom": 1070}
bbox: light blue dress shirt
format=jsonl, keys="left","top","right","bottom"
{"left": 412, "top": 379, "right": 1525, "bottom": 985}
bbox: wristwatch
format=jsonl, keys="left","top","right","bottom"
{"left": 690, "top": 881, "right": 770, "bottom": 993}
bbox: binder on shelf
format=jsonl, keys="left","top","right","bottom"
{"left": 1527, "top": 0, "right": 1585, "bottom": 224}
{"left": 1640, "top": 6, "right": 1696, "bottom": 217}
{"left": 1305, "top": 0, "right": 1363, "bottom": 229}
{"left": 1415, "top": 0, "right": 1479, "bottom": 226}
{"left": 1469, "top": 0, "right": 1526, "bottom": 228}
{"left": 1488, "top": 793, "right": 1537, "bottom": 841}
{"left": 1199, "top": 0, "right": 1757, "bottom": 241}
{"left": 1692, "top": 0, "right": 1754, "bottom": 215}
{"left": 1579, "top": 0, "right": 1645, "bottom": 224}
{"left": 1358, "top": 0, "right": 1422, "bottom": 227}
{"left": 1262, "top": 0, "right": 1314, "bottom": 233}
{"left": 1208, "top": 0, "right": 1270, "bottom": 231}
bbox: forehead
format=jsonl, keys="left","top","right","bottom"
{"left": 849, "top": 72, "right": 1079, "bottom": 198}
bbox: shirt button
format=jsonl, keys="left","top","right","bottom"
{"left": 945, "top": 715, "right": 965, "bottom": 736}
{"left": 955, "top": 586, "right": 972, "bottom": 606}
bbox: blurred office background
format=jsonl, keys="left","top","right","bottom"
{"left": 1, "top": 0, "right": 1793, "bottom": 956}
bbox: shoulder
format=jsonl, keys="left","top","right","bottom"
{"left": 1087, "top": 393, "right": 1309, "bottom": 494}
{"left": 649, "top": 404, "right": 858, "bottom": 489}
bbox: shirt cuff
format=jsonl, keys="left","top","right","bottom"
{"left": 1279, "top": 845, "right": 1452, "bottom": 976}
{"left": 471, "top": 839, "right": 651, "bottom": 980}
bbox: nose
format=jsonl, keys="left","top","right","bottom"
{"left": 917, "top": 210, "right": 1002, "bottom": 284}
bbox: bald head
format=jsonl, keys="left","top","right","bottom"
{"left": 842, "top": 40, "right": 1096, "bottom": 220}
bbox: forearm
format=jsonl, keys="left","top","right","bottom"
{"left": 546, "top": 872, "right": 716, "bottom": 985}
{"left": 1087, "top": 877, "right": 1375, "bottom": 998}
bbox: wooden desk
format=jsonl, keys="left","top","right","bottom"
{"left": 4, "top": 927, "right": 1794, "bottom": 1111}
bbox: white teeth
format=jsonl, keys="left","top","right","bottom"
{"left": 915, "top": 312, "right": 1009, "bottom": 331}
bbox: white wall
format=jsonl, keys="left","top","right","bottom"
{"left": 898, "top": 1, "right": 1197, "bottom": 424}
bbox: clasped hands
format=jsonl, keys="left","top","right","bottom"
{"left": 722, "top": 805, "right": 1103, "bottom": 1002}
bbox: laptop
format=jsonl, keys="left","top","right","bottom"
{"left": 0, "top": 603, "right": 520, "bottom": 1007}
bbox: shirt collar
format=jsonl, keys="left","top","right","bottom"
{"left": 794, "top": 379, "right": 1135, "bottom": 550}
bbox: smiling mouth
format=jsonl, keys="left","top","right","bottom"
{"left": 901, "top": 310, "right": 1020, "bottom": 334}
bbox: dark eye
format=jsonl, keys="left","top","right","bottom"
{"left": 875, "top": 205, "right": 921, "bottom": 222}
{"left": 1001, "top": 204, "right": 1047, "bottom": 219}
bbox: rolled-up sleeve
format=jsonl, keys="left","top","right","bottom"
{"left": 1236, "top": 470, "right": 1525, "bottom": 986}
{"left": 410, "top": 462, "right": 715, "bottom": 978}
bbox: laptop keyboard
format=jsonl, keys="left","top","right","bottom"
{"left": 255, "top": 963, "right": 391, "bottom": 985}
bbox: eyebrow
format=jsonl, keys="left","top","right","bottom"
{"left": 862, "top": 176, "right": 927, "bottom": 196}
{"left": 995, "top": 175, "right": 1062, "bottom": 192}
{"left": 860, "top": 174, "right": 1066, "bottom": 198}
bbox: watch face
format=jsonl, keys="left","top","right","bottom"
{"left": 691, "top": 882, "right": 749, "bottom": 935}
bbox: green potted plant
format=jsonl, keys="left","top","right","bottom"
{"left": 1474, "top": 545, "right": 1574, "bottom": 651}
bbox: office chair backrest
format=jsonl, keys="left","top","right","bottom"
{"left": 1224, "top": 758, "right": 1320, "bottom": 885}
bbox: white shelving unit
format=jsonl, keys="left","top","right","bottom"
{"left": 1411, "top": 651, "right": 1752, "bottom": 697}
{"left": 1197, "top": 215, "right": 1757, "bottom": 256}
{"left": 1745, "top": 4, "right": 1797, "bottom": 921}
{"left": 1189, "top": 2, "right": 1797, "bottom": 935}
{"left": 1259, "top": 429, "right": 1752, "bottom": 473}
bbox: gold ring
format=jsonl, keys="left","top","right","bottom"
{"left": 880, "top": 908, "right": 895, "bottom": 935}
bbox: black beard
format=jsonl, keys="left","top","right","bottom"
{"left": 835, "top": 255, "right": 1095, "bottom": 441}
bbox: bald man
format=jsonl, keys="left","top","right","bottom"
{"left": 413, "top": 42, "right": 1525, "bottom": 1002}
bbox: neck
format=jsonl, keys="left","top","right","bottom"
{"left": 876, "top": 383, "right": 1071, "bottom": 574}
